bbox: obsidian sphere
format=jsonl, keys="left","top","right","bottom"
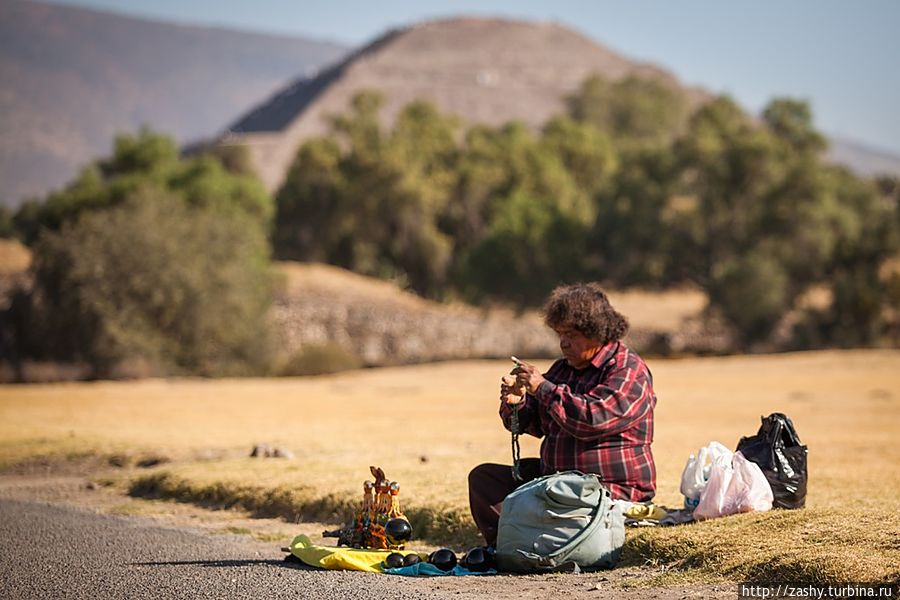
{"left": 402, "top": 553, "right": 421, "bottom": 566}
{"left": 462, "top": 546, "right": 493, "bottom": 572}
{"left": 429, "top": 548, "right": 458, "bottom": 571}
{"left": 384, "top": 552, "right": 405, "bottom": 569}
{"left": 384, "top": 518, "right": 412, "bottom": 545}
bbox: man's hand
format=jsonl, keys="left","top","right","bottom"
{"left": 513, "top": 360, "right": 546, "bottom": 395}
{"left": 500, "top": 374, "right": 525, "bottom": 405}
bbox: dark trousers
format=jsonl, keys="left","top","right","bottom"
{"left": 467, "top": 458, "right": 542, "bottom": 546}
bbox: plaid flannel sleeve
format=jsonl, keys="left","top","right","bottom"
{"left": 535, "top": 362, "right": 654, "bottom": 442}
{"left": 499, "top": 393, "right": 545, "bottom": 438}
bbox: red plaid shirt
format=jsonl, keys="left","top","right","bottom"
{"left": 500, "top": 341, "right": 657, "bottom": 502}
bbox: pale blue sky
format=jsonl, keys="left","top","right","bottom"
{"left": 45, "top": 0, "right": 900, "bottom": 154}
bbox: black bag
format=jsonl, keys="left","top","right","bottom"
{"left": 736, "top": 412, "right": 808, "bottom": 509}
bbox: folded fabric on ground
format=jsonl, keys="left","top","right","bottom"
{"left": 384, "top": 563, "right": 497, "bottom": 576}
{"left": 620, "top": 502, "right": 668, "bottom": 522}
{"left": 289, "top": 534, "right": 424, "bottom": 572}
{"left": 617, "top": 501, "right": 695, "bottom": 527}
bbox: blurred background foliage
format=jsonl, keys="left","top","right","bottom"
{"left": 4, "top": 131, "right": 273, "bottom": 378}
{"left": 3, "top": 73, "right": 900, "bottom": 377}
{"left": 272, "top": 77, "right": 900, "bottom": 349}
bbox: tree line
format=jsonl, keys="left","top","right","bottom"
{"left": 273, "top": 77, "right": 900, "bottom": 349}
{"left": 3, "top": 73, "right": 899, "bottom": 378}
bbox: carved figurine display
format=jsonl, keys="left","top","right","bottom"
{"left": 322, "top": 466, "right": 412, "bottom": 550}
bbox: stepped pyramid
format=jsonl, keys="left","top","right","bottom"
{"left": 221, "top": 17, "right": 704, "bottom": 192}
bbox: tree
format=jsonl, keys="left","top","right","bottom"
{"left": 567, "top": 74, "right": 689, "bottom": 145}
{"left": 459, "top": 191, "right": 587, "bottom": 307}
{"left": 0, "top": 206, "right": 13, "bottom": 238}
{"left": 14, "top": 128, "right": 272, "bottom": 245}
{"left": 589, "top": 146, "right": 678, "bottom": 286}
{"left": 540, "top": 116, "right": 618, "bottom": 197}
{"left": 28, "top": 189, "right": 272, "bottom": 377}
{"left": 275, "top": 93, "right": 460, "bottom": 297}
{"left": 763, "top": 99, "right": 827, "bottom": 154}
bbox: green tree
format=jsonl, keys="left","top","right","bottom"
{"left": 815, "top": 168, "right": 899, "bottom": 346}
{"left": 567, "top": 74, "right": 689, "bottom": 145}
{"left": 460, "top": 191, "right": 587, "bottom": 307}
{"left": 275, "top": 137, "right": 346, "bottom": 261}
{"left": 540, "top": 115, "right": 618, "bottom": 197}
{"left": 0, "top": 205, "right": 13, "bottom": 238}
{"left": 15, "top": 129, "right": 272, "bottom": 245}
{"left": 589, "top": 145, "right": 678, "bottom": 286}
{"left": 28, "top": 189, "right": 272, "bottom": 377}
{"left": 666, "top": 96, "right": 816, "bottom": 344}
{"left": 667, "top": 95, "right": 899, "bottom": 347}
{"left": 275, "top": 92, "right": 460, "bottom": 297}
{"left": 763, "top": 98, "right": 827, "bottom": 154}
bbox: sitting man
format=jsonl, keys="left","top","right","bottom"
{"left": 468, "top": 282, "right": 657, "bottom": 546}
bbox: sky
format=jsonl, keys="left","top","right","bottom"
{"left": 44, "top": 0, "right": 900, "bottom": 155}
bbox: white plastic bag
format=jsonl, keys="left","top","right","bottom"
{"left": 693, "top": 451, "right": 774, "bottom": 520}
{"left": 679, "top": 441, "right": 733, "bottom": 508}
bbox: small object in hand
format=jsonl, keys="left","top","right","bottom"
{"left": 501, "top": 374, "right": 523, "bottom": 405}
{"left": 402, "top": 553, "right": 421, "bottom": 566}
{"left": 462, "top": 546, "right": 493, "bottom": 572}
{"left": 429, "top": 548, "right": 458, "bottom": 571}
{"left": 384, "top": 552, "right": 405, "bottom": 569}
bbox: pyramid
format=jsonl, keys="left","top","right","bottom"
{"left": 221, "top": 17, "right": 704, "bottom": 192}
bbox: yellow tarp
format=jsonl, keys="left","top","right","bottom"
{"left": 289, "top": 534, "right": 424, "bottom": 572}
{"left": 622, "top": 503, "right": 668, "bottom": 521}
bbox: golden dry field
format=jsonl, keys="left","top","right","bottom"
{"left": 0, "top": 239, "right": 31, "bottom": 275}
{"left": 1, "top": 350, "right": 899, "bottom": 583}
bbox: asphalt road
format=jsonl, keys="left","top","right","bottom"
{"left": 0, "top": 498, "right": 444, "bottom": 600}
{"left": 0, "top": 498, "right": 728, "bottom": 600}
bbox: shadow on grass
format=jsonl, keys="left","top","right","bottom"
{"left": 128, "top": 471, "right": 482, "bottom": 549}
{"left": 128, "top": 472, "right": 900, "bottom": 585}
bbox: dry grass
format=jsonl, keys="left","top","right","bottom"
{"left": 1, "top": 350, "right": 898, "bottom": 581}
{"left": 0, "top": 239, "right": 31, "bottom": 275}
{"left": 605, "top": 286, "right": 706, "bottom": 332}
{"left": 275, "top": 261, "right": 708, "bottom": 333}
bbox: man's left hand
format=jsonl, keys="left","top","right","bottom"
{"left": 513, "top": 360, "right": 546, "bottom": 394}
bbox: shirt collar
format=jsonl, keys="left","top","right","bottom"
{"left": 588, "top": 340, "right": 619, "bottom": 370}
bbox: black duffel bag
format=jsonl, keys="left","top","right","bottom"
{"left": 736, "top": 412, "right": 808, "bottom": 509}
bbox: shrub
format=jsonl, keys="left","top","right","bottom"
{"left": 28, "top": 188, "right": 273, "bottom": 377}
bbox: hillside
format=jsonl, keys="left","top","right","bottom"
{"left": 0, "top": 0, "right": 347, "bottom": 207}
{"left": 826, "top": 137, "right": 900, "bottom": 178}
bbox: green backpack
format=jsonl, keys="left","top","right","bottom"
{"left": 495, "top": 471, "right": 625, "bottom": 573}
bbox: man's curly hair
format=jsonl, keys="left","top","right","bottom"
{"left": 543, "top": 283, "right": 629, "bottom": 344}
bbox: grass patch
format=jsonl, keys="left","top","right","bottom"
{"left": 622, "top": 509, "right": 900, "bottom": 585}
{"left": 218, "top": 526, "right": 253, "bottom": 535}
{"left": 128, "top": 471, "right": 481, "bottom": 548}
{"left": 214, "top": 527, "right": 293, "bottom": 543}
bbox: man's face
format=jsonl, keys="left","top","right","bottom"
{"left": 552, "top": 323, "right": 602, "bottom": 369}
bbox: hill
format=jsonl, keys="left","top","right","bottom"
{"left": 0, "top": 0, "right": 347, "bottom": 208}
{"left": 826, "top": 137, "right": 900, "bottom": 178}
